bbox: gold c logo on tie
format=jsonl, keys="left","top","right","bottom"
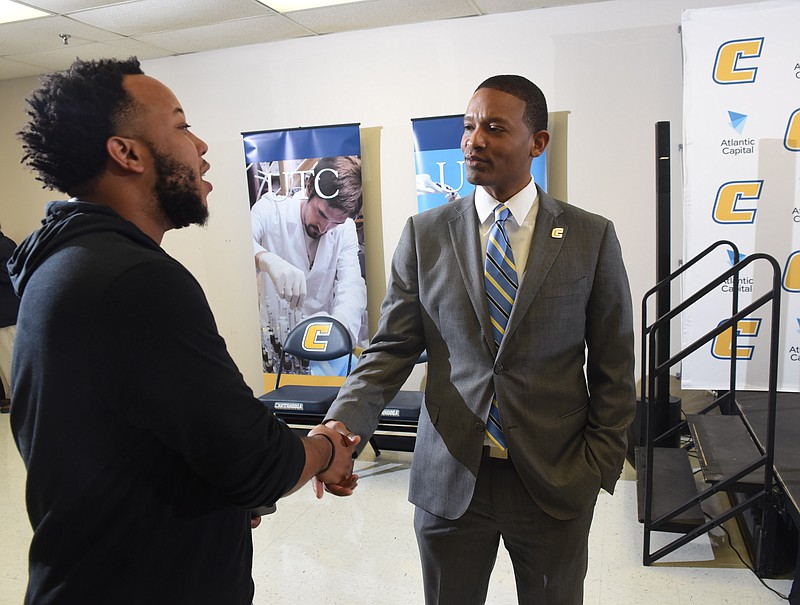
{"left": 551, "top": 228, "right": 564, "bottom": 239}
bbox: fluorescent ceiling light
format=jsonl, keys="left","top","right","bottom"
{"left": 0, "top": 0, "right": 50, "bottom": 24}
{"left": 258, "top": 0, "right": 370, "bottom": 12}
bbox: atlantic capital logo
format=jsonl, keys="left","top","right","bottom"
{"left": 721, "top": 250, "right": 754, "bottom": 293}
{"left": 713, "top": 37, "right": 764, "bottom": 84}
{"left": 727, "top": 249, "right": 748, "bottom": 265}
{"left": 728, "top": 111, "right": 748, "bottom": 134}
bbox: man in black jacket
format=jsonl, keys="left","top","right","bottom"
{"left": 9, "top": 57, "right": 359, "bottom": 605}
{"left": 0, "top": 224, "right": 19, "bottom": 413}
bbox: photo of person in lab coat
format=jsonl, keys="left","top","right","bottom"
{"left": 251, "top": 155, "right": 366, "bottom": 375}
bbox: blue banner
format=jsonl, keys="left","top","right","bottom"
{"left": 243, "top": 123, "right": 361, "bottom": 165}
{"left": 412, "top": 115, "right": 547, "bottom": 213}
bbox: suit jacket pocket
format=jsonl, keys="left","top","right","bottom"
{"left": 539, "top": 275, "right": 587, "bottom": 299}
{"left": 555, "top": 402, "right": 589, "bottom": 422}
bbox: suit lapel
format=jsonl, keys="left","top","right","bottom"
{"left": 501, "top": 188, "right": 565, "bottom": 354}
{"left": 448, "top": 194, "right": 496, "bottom": 355}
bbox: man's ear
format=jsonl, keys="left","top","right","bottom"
{"left": 106, "top": 136, "right": 146, "bottom": 174}
{"left": 530, "top": 129, "right": 550, "bottom": 159}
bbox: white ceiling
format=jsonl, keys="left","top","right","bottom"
{"left": 0, "top": 0, "right": 608, "bottom": 81}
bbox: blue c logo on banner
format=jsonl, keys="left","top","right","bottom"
{"left": 712, "top": 180, "right": 763, "bottom": 224}
{"left": 784, "top": 109, "right": 800, "bottom": 152}
{"left": 302, "top": 322, "right": 333, "bottom": 352}
{"left": 784, "top": 251, "right": 800, "bottom": 292}
{"left": 713, "top": 38, "right": 764, "bottom": 84}
{"left": 711, "top": 318, "right": 762, "bottom": 360}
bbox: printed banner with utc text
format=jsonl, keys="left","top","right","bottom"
{"left": 243, "top": 124, "right": 367, "bottom": 388}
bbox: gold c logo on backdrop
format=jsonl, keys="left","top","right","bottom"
{"left": 783, "top": 251, "right": 800, "bottom": 292}
{"left": 711, "top": 318, "right": 762, "bottom": 360}
{"left": 784, "top": 109, "right": 800, "bottom": 151}
{"left": 712, "top": 180, "right": 763, "bottom": 224}
{"left": 713, "top": 38, "right": 764, "bottom": 84}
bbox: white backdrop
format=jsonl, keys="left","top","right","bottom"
{"left": 681, "top": 0, "right": 800, "bottom": 391}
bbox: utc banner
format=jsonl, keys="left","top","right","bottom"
{"left": 242, "top": 124, "right": 367, "bottom": 387}
{"left": 412, "top": 115, "right": 547, "bottom": 213}
{"left": 681, "top": 0, "right": 800, "bottom": 391}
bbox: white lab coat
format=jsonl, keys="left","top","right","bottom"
{"left": 251, "top": 192, "right": 367, "bottom": 347}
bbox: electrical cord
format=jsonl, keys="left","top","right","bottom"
{"left": 704, "top": 511, "right": 789, "bottom": 600}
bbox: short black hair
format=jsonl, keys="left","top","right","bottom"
{"left": 475, "top": 75, "right": 548, "bottom": 133}
{"left": 18, "top": 57, "right": 144, "bottom": 194}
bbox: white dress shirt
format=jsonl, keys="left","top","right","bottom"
{"left": 475, "top": 177, "right": 539, "bottom": 282}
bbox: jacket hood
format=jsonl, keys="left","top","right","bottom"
{"left": 8, "top": 199, "right": 159, "bottom": 296}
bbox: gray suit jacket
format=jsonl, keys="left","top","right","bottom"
{"left": 327, "top": 187, "right": 635, "bottom": 521}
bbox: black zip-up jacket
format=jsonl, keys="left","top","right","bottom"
{"left": 0, "top": 231, "right": 20, "bottom": 327}
{"left": 9, "top": 200, "right": 304, "bottom": 605}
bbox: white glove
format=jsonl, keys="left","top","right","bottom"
{"left": 257, "top": 252, "right": 307, "bottom": 310}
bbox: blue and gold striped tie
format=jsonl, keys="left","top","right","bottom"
{"left": 484, "top": 204, "right": 518, "bottom": 451}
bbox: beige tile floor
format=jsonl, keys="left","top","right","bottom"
{"left": 0, "top": 413, "right": 794, "bottom": 604}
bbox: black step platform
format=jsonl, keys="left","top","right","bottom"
{"left": 636, "top": 446, "right": 705, "bottom": 533}
{"left": 687, "top": 414, "right": 764, "bottom": 488}
{"left": 736, "top": 391, "right": 800, "bottom": 523}
{"left": 733, "top": 392, "right": 800, "bottom": 578}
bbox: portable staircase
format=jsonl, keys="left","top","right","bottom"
{"left": 637, "top": 239, "right": 783, "bottom": 575}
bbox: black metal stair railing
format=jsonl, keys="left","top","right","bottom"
{"left": 639, "top": 240, "right": 781, "bottom": 567}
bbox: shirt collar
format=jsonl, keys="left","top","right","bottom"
{"left": 475, "top": 178, "right": 539, "bottom": 227}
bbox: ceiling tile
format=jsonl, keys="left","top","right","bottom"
{"left": 474, "top": 0, "right": 607, "bottom": 12}
{"left": 0, "top": 55, "right": 51, "bottom": 79}
{"left": 135, "top": 15, "right": 313, "bottom": 54}
{"left": 287, "top": 0, "right": 480, "bottom": 34}
{"left": 19, "top": 1, "right": 138, "bottom": 12}
{"left": 67, "top": 0, "right": 277, "bottom": 36}
{"left": 8, "top": 37, "right": 172, "bottom": 72}
{"left": 0, "top": 15, "right": 128, "bottom": 55}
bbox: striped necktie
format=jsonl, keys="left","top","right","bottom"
{"left": 484, "top": 203, "right": 518, "bottom": 451}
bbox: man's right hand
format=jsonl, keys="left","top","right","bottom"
{"left": 257, "top": 251, "right": 307, "bottom": 310}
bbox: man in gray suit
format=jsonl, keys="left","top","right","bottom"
{"left": 324, "top": 75, "right": 636, "bottom": 604}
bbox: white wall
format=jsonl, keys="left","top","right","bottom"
{"left": 0, "top": 0, "right": 763, "bottom": 394}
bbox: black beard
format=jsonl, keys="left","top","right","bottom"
{"left": 150, "top": 145, "right": 209, "bottom": 229}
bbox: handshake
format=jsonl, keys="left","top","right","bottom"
{"left": 251, "top": 421, "right": 360, "bottom": 528}
{"left": 306, "top": 420, "right": 360, "bottom": 499}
